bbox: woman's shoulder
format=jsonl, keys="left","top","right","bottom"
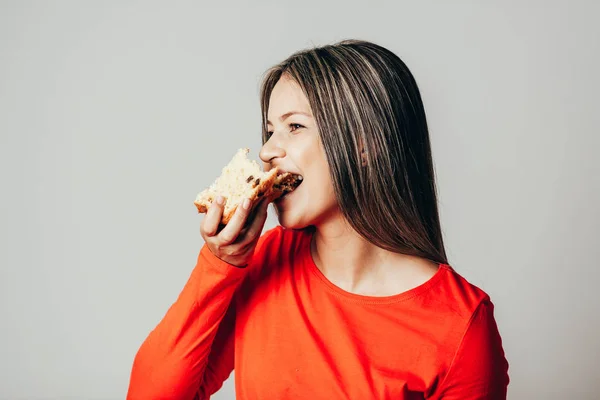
{"left": 423, "top": 264, "right": 493, "bottom": 321}
{"left": 404, "top": 265, "right": 502, "bottom": 366}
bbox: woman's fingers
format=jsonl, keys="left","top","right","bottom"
{"left": 200, "top": 196, "right": 272, "bottom": 267}
{"left": 202, "top": 196, "right": 226, "bottom": 237}
{"left": 202, "top": 197, "right": 224, "bottom": 237}
{"left": 222, "top": 199, "right": 269, "bottom": 252}
{"left": 217, "top": 198, "right": 253, "bottom": 245}
{"left": 242, "top": 199, "right": 270, "bottom": 242}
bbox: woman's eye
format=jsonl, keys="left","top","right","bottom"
{"left": 290, "top": 123, "right": 304, "bottom": 132}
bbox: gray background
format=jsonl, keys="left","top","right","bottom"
{"left": 1, "top": 1, "right": 598, "bottom": 399}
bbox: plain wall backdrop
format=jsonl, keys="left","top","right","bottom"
{"left": 1, "top": 1, "right": 598, "bottom": 399}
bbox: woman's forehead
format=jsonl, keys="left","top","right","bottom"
{"left": 268, "top": 77, "right": 312, "bottom": 119}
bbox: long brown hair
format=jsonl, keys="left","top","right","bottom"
{"left": 260, "top": 40, "right": 448, "bottom": 264}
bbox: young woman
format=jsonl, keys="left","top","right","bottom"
{"left": 127, "top": 40, "right": 509, "bottom": 400}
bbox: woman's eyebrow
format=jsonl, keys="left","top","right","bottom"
{"left": 267, "top": 111, "right": 313, "bottom": 125}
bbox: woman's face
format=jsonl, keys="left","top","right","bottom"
{"left": 259, "top": 75, "right": 340, "bottom": 229}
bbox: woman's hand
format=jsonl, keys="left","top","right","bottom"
{"left": 200, "top": 196, "right": 270, "bottom": 267}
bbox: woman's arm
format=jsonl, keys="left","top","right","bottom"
{"left": 434, "top": 299, "right": 510, "bottom": 400}
{"left": 127, "top": 197, "right": 271, "bottom": 399}
{"left": 126, "top": 245, "right": 246, "bottom": 400}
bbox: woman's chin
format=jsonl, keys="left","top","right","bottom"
{"left": 274, "top": 207, "right": 307, "bottom": 230}
{"left": 277, "top": 214, "right": 301, "bottom": 230}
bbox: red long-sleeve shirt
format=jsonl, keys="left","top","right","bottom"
{"left": 127, "top": 226, "right": 509, "bottom": 399}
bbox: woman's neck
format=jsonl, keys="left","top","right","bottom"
{"left": 310, "top": 217, "right": 440, "bottom": 297}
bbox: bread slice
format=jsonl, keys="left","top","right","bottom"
{"left": 194, "top": 148, "right": 302, "bottom": 224}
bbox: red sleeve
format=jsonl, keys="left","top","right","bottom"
{"left": 435, "top": 299, "right": 510, "bottom": 400}
{"left": 196, "top": 298, "right": 237, "bottom": 399}
{"left": 126, "top": 244, "right": 247, "bottom": 400}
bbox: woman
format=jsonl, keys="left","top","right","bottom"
{"left": 127, "top": 40, "right": 509, "bottom": 399}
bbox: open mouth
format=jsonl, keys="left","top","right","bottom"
{"left": 273, "top": 172, "right": 303, "bottom": 199}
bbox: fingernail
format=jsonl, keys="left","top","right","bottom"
{"left": 243, "top": 198, "right": 251, "bottom": 210}
{"left": 216, "top": 196, "right": 224, "bottom": 205}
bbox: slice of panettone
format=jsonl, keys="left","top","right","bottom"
{"left": 194, "top": 148, "right": 302, "bottom": 224}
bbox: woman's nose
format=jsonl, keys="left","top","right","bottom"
{"left": 259, "top": 135, "right": 286, "bottom": 166}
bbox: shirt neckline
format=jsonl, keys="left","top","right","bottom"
{"left": 299, "top": 228, "right": 450, "bottom": 305}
